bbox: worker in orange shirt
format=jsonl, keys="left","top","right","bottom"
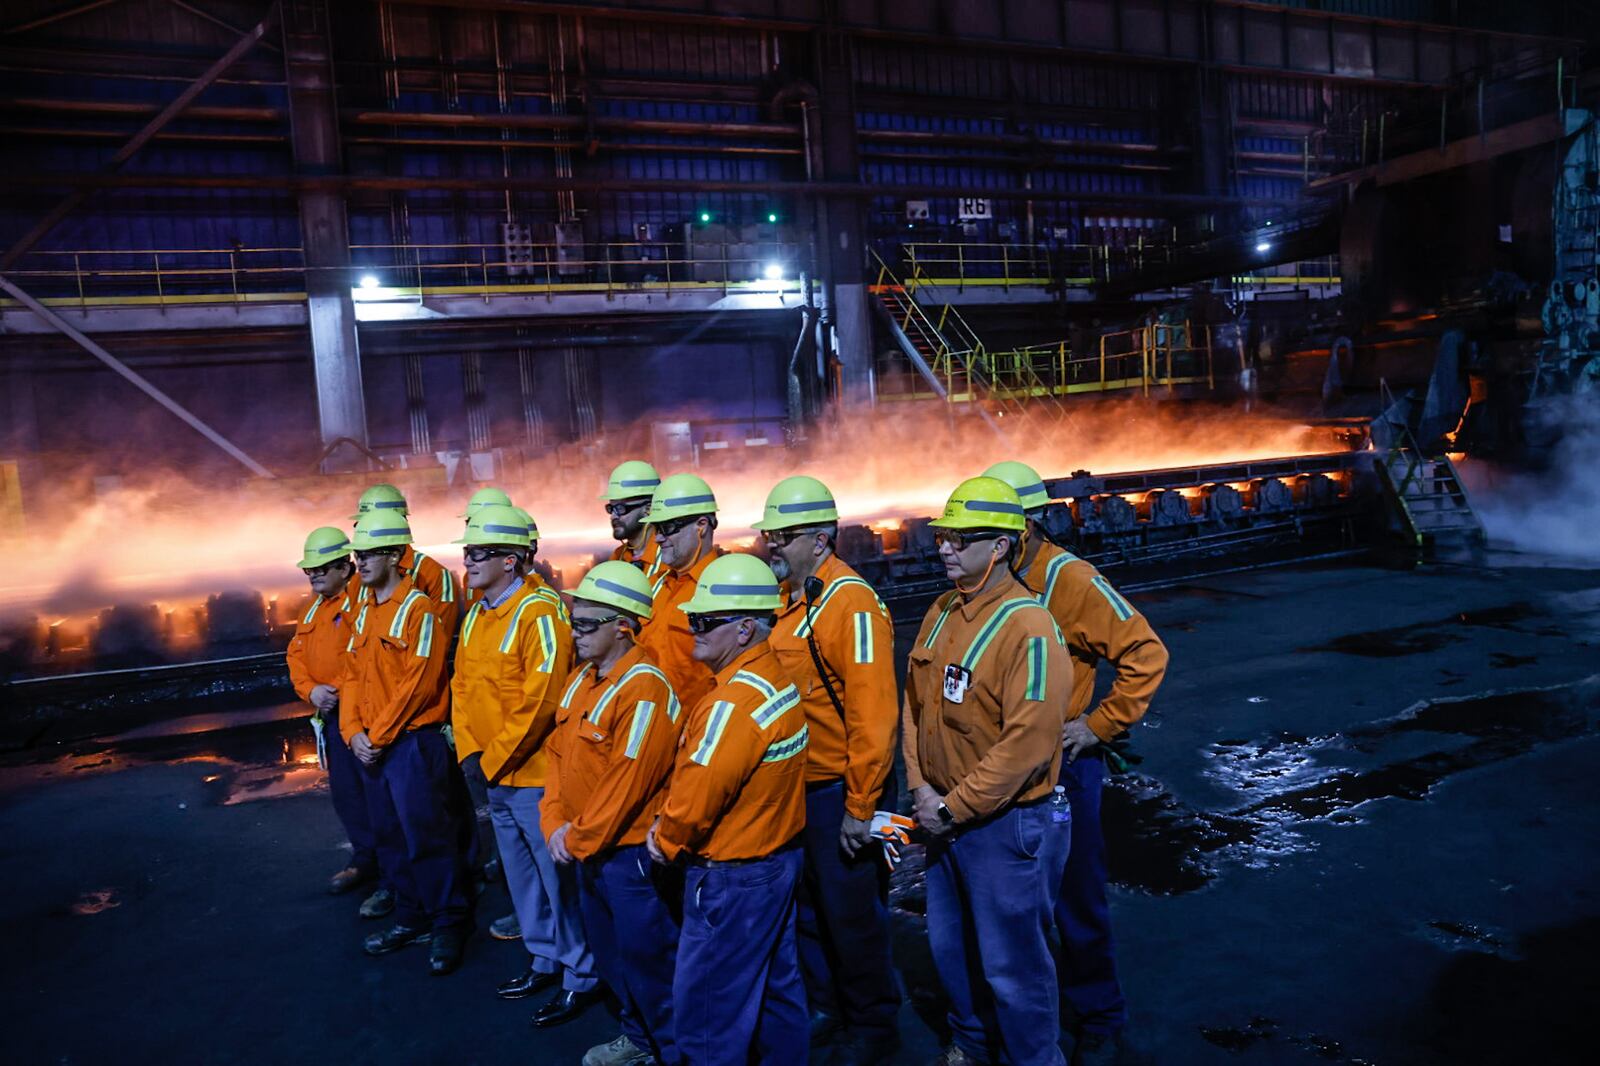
{"left": 543, "top": 561, "right": 684, "bottom": 1066}
{"left": 636, "top": 473, "right": 721, "bottom": 709}
{"left": 340, "top": 510, "right": 475, "bottom": 976}
{"left": 983, "top": 461, "right": 1168, "bottom": 1066}
{"left": 755, "top": 476, "right": 900, "bottom": 1065}
{"left": 350, "top": 483, "right": 461, "bottom": 635}
{"left": 647, "top": 554, "right": 810, "bottom": 1066}
{"left": 903, "top": 478, "right": 1076, "bottom": 1066}
{"left": 450, "top": 504, "right": 600, "bottom": 1024}
{"left": 602, "top": 459, "right": 666, "bottom": 579}
{"left": 286, "top": 525, "right": 393, "bottom": 917}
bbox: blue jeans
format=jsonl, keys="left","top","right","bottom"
{"left": 926, "top": 801, "right": 1071, "bottom": 1065}
{"left": 363, "top": 728, "right": 474, "bottom": 931}
{"left": 488, "top": 784, "right": 597, "bottom": 991}
{"left": 323, "top": 708, "right": 377, "bottom": 875}
{"left": 1055, "top": 754, "right": 1125, "bottom": 1036}
{"left": 675, "top": 846, "right": 807, "bottom": 1066}
{"left": 580, "top": 845, "right": 681, "bottom": 1064}
{"left": 796, "top": 781, "right": 900, "bottom": 1037}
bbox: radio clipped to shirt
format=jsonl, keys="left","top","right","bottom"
{"left": 942, "top": 663, "right": 972, "bottom": 704}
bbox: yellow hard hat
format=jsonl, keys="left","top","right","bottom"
{"left": 681, "top": 554, "right": 783, "bottom": 615}
{"left": 508, "top": 505, "right": 539, "bottom": 542}
{"left": 297, "top": 526, "right": 351, "bottom": 569}
{"left": 349, "top": 483, "right": 408, "bottom": 522}
{"left": 454, "top": 504, "right": 531, "bottom": 548}
{"left": 572, "top": 560, "right": 656, "bottom": 620}
{"left": 928, "top": 476, "right": 1026, "bottom": 533}
{"left": 459, "top": 486, "right": 513, "bottom": 518}
{"left": 646, "top": 473, "right": 718, "bottom": 524}
{"left": 350, "top": 509, "right": 414, "bottom": 550}
{"left": 982, "top": 461, "right": 1051, "bottom": 512}
{"left": 751, "top": 475, "right": 840, "bottom": 532}
{"left": 600, "top": 460, "right": 663, "bottom": 502}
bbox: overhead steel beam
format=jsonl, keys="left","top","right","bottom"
{"left": 160, "top": 0, "right": 282, "bottom": 53}
{"left": 0, "top": 274, "right": 275, "bottom": 478}
{"left": 0, "top": 1, "right": 280, "bottom": 272}
{"left": 3, "top": 0, "right": 123, "bottom": 35}
{"left": 0, "top": 171, "right": 1306, "bottom": 208}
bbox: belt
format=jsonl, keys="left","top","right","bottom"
{"left": 682, "top": 837, "right": 800, "bottom": 868}
{"left": 805, "top": 777, "right": 844, "bottom": 793}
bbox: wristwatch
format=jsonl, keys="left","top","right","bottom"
{"left": 936, "top": 802, "right": 954, "bottom": 825}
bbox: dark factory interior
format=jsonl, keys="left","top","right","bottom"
{"left": 2, "top": 2, "right": 1598, "bottom": 1064}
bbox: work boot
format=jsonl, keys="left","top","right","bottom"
{"left": 1071, "top": 1032, "right": 1120, "bottom": 1066}
{"left": 809, "top": 1010, "right": 843, "bottom": 1047}
{"left": 583, "top": 1034, "right": 652, "bottom": 1066}
{"left": 482, "top": 856, "right": 503, "bottom": 883}
{"left": 358, "top": 888, "right": 394, "bottom": 919}
{"left": 428, "top": 928, "right": 465, "bottom": 976}
{"left": 327, "top": 864, "right": 374, "bottom": 895}
{"left": 930, "top": 1046, "right": 983, "bottom": 1066}
{"left": 827, "top": 1032, "right": 901, "bottom": 1066}
{"left": 489, "top": 913, "right": 521, "bottom": 940}
{"left": 363, "top": 923, "right": 430, "bottom": 956}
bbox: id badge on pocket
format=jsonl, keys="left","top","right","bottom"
{"left": 943, "top": 664, "right": 972, "bottom": 704}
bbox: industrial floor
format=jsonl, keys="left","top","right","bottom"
{"left": 4, "top": 553, "right": 1598, "bottom": 1066}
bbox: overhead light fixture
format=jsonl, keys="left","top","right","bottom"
{"left": 1255, "top": 242, "right": 1272, "bottom": 253}
{"left": 699, "top": 211, "right": 711, "bottom": 223}
{"left": 359, "top": 274, "right": 380, "bottom": 289}
{"left": 767, "top": 212, "right": 778, "bottom": 223}
{"left": 763, "top": 262, "right": 784, "bottom": 281}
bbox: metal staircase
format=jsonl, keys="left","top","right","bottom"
{"left": 869, "top": 249, "right": 1069, "bottom": 424}
{"left": 1375, "top": 427, "right": 1485, "bottom": 551}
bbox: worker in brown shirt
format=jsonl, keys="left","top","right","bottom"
{"left": 903, "top": 477, "right": 1075, "bottom": 1066}
{"left": 647, "top": 553, "right": 809, "bottom": 1066}
{"left": 985, "top": 461, "right": 1169, "bottom": 1065}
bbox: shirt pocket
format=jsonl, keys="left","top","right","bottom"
{"left": 577, "top": 722, "right": 612, "bottom": 753}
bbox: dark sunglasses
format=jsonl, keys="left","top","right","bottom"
{"left": 463, "top": 546, "right": 514, "bottom": 564}
{"left": 605, "top": 499, "right": 649, "bottom": 517}
{"left": 933, "top": 529, "right": 1002, "bottom": 551}
{"left": 570, "top": 613, "right": 623, "bottom": 635}
{"left": 687, "top": 614, "right": 745, "bottom": 636}
{"left": 654, "top": 515, "right": 700, "bottom": 537}
{"left": 302, "top": 560, "right": 349, "bottom": 578}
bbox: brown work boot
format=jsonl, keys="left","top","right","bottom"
{"left": 583, "top": 1034, "right": 652, "bottom": 1066}
{"left": 327, "top": 864, "right": 374, "bottom": 895}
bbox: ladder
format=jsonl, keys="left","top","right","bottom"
{"left": 1375, "top": 427, "right": 1485, "bottom": 551}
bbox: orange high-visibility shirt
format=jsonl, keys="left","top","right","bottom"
{"left": 610, "top": 531, "right": 666, "bottom": 582}
{"left": 655, "top": 642, "right": 808, "bottom": 863}
{"left": 541, "top": 643, "right": 682, "bottom": 860}
{"left": 767, "top": 554, "right": 898, "bottom": 821}
{"left": 901, "top": 578, "right": 1074, "bottom": 823}
{"left": 1020, "top": 541, "right": 1168, "bottom": 741}
{"left": 635, "top": 547, "right": 721, "bottom": 710}
{"left": 358, "top": 545, "right": 460, "bottom": 636}
{"left": 451, "top": 576, "right": 572, "bottom": 787}
{"left": 285, "top": 584, "right": 355, "bottom": 702}
{"left": 339, "top": 577, "right": 450, "bottom": 749}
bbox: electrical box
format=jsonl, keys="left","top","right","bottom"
{"left": 554, "top": 222, "right": 585, "bottom": 277}
{"left": 502, "top": 222, "right": 535, "bottom": 278}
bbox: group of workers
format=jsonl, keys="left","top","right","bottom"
{"left": 284, "top": 458, "right": 1168, "bottom": 1066}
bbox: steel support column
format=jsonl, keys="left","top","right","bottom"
{"left": 283, "top": 0, "right": 368, "bottom": 469}
{"left": 815, "top": 25, "right": 873, "bottom": 408}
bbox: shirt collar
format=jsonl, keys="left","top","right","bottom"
{"left": 484, "top": 576, "right": 524, "bottom": 611}
{"left": 715, "top": 639, "right": 774, "bottom": 684}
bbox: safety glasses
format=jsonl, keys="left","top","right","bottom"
{"left": 302, "top": 561, "right": 347, "bottom": 578}
{"left": 353, "top": 549, "right": 400, "bottom": 563}
{"left": 654, "top": 515, "right": 699, "bottom": 537}
{"left": 686, "top": 614, "right": 743, "bottom": 636}
{"left": 570, "top": 614, "right": 623, "bottom": 635}
{"left": 605, "top": 499, "right": 648, "bottom": 518}
{"left": 933, "top": 529, "right": 1001, "bottom": 551}
{"left": 462, "top": 546, "right": 513, "bottom": 564}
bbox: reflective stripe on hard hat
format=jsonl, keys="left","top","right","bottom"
{"left": 707, "top": 582, "right": 781, "bottom": 597}
{"left": 365, "top": 527, "right": 409, "bottom": 538}
{"left": 619, "top": 478, "right": 660, "bottom": 489}
{"left": 316, "top": 542, "right": 348, "bottom": 554}
{"left": 776, "top": 499, "right": 835, "bottom": 514}
{"left": 1014, "top": 481, "right": 1047, "bottom": 501}
{"left": 370, "top": 501, "right": 405, "bottom": 510}
{"left": 964, "top": 500, "right": 1024, "bottom": 516}
{"left": 593, "top": 576, "right": 654, "bottom": 608}
{"left": 663, "top": 493, "right": 715, "bottom": 507}
{"left": 480, "top": 523, "right": 526, "bottom": 537}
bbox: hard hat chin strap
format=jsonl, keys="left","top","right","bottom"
{"left": 955, "top": 545, "right": 1002, "bottom": 597}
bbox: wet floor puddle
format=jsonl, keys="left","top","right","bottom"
{"left": 1300, "top": 601, "right": 1569, "bottom": 659}
{"left": 1105, "top": 676, "right": 1600, "bottom": 896}
{"left": 0, "top": 708, "right": 327, "bottom": 806}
